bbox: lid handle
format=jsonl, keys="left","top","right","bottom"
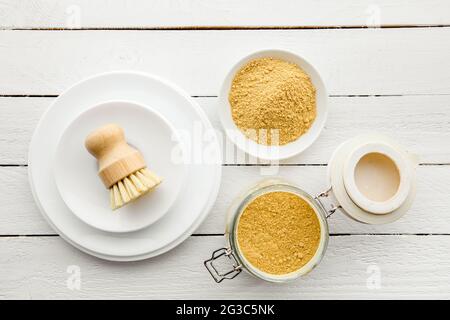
{"left": 316, "top": 187, "right": 342, "bottom": 219}
{"left": 204, "top": 248, "right": 242, "bottom": 283}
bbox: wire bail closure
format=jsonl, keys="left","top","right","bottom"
{"left": 204, "top": 248, "right": 242, "bottom": 283}
{"left": 315, "top": 186, "right": 341, "bottom": 219}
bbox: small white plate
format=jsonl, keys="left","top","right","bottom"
{"left": 54, "top": 100, "right": 186, "bottom": 233}
{"left": 219, "top": 49, "right": 328, "bottom": 161}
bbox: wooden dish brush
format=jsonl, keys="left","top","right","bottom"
{"left": 85, "top": 123, "right": 162, "bottom": 210}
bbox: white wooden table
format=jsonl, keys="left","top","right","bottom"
{"left": 1, "top": 1, "right": 450, "bottom": 299}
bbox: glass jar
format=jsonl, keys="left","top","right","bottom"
{"left": 205, "top": 178, "right": 334, "bottom": 283}
{"left": 204, "top": 135, "right": 418, "bottom": 283}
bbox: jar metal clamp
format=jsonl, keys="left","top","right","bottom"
{"left": 204, "top": 248, "right": 242, "bottom": 283}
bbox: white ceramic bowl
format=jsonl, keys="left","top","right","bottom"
{"left": 219, "top": 49, "right": 328, "bottom": 161}
{"left": 54, "top": 100, "right": 187, "bottom": 233}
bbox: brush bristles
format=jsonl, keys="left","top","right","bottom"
{"left": 109, "top": 168, "right": 162, "bottom": 210}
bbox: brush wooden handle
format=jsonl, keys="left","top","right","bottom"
{"left": 85, "top": 123, "right": 146, "bottom": 188}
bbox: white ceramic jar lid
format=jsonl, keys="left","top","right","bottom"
{"left": 342, "top": 142, "right": 411, "bottom": 214}
{"left": 327, "top": 134, "right": 418, "bottom": 224}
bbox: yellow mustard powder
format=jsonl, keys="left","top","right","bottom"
{"left": 229, "top": 57, "right": 316, "bottom": 145}
{"left": 237, "top": 191, "right": 321, "bottom": 275}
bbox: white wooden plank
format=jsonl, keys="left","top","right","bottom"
{"left": 0, "top": 165, "right": 448, "bottom": 235}
{"left": 0, "top": 98, "right": 47, "bottom": 165}
{"left": 1, "top": 29, "right": 450, "bottom": 95}
{"left": 0, "top": 167, "right": 52, "bottom": 235}
{"left": 0, "top": 235, "right": 448, "bottom": 299}
{"left": 206, "top": 165, "right": 450, "bottom": 235}
{"left": 1, "top": 96, "right": 449, "bottom": 165}
{"left": 1, "top": 0, "right": 449, "bottom": 29}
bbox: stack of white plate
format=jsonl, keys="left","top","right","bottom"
{"left": 29, "top": 71, "right": 222, "bottom": 261}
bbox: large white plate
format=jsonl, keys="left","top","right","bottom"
{"left": 29, "top": 71, "right": 222, "bottom": 261}
{"left": 54, "top": 100, "right": 187, "bottom": 233}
